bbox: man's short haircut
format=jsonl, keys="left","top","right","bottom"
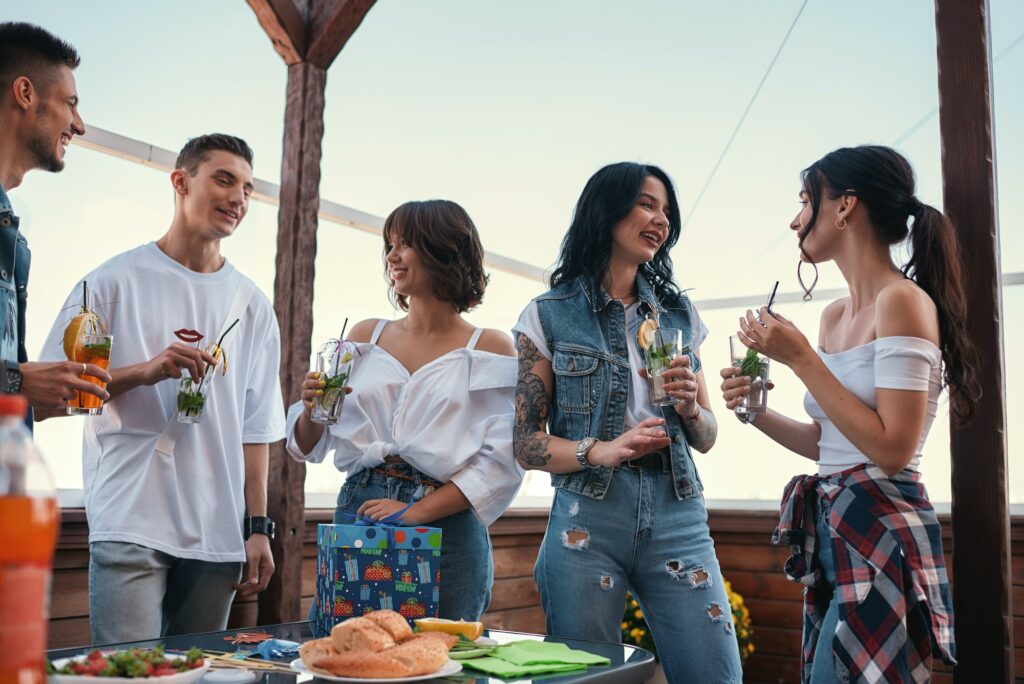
{"left": 0, "top": 22, "right": 80, "bottom": 96}
{"left": 175, "top": 134, "right": 254, "bottom": 176}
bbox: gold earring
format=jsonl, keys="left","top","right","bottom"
{"left": 836, "top": 218, "right": 847, "bottom": 230}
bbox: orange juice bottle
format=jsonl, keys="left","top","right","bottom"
{"left": 0, "top": 395, "right": 59, "bottom": 684}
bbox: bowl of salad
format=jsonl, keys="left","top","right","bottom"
{"left": 48, "top": 647, "right": 208, "bottom": 684}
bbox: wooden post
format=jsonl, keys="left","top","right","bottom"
{"left": 260, "top": 61, "right": 327, "bottom": 625}
{"left": 250, "top": 0, "right": 377, "bottom": 624}
{"left": 934, "top": 1, "right": 1012, "bottom": 681}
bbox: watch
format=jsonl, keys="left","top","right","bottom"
{"left": 1, "top": 360, "right": 22, "bottom": 394}
{"left": 575, "top": 437, "right": 598, "bottom": 468}
{"left": 244, "top": 516, "right": 276, "bottom": 540}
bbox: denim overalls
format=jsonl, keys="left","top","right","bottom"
{"left": 532, "top": 274, "right": 742, "bottom": 684}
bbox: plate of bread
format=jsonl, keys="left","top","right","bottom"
{"left": 294, "top": 611, "right": 462, "bottom": 682}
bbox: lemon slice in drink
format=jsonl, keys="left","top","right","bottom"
{"left": 63, "top": 310, "right": 104, "bottom": 359}
{"left": 414, "top": 617, "right": 485, "bottom": 641}
{"left": 637, "top": 318, "right": 658, "bottom": 352}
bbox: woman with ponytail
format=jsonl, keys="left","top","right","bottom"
{"left": 719, "top": 145, "right": 978, "bottom": 683}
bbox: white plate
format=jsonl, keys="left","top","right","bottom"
{"left": 289, "top": 658, "right": 462, "bottom": 682}
{"left": 49, "top": 654, "right": 210, "bottom": 684}
{"left": 474, "top": 637, "right": 497, "bottom": 646}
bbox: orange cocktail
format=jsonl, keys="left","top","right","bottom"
{"left": 67, "top": 333, "right": 113, "bottom": 415}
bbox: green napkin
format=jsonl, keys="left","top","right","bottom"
{"left": 459, "top": 640, "right": 610, "bottom": 678}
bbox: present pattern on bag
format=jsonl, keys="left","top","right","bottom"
{"left": 313, "top": 523, "right": 442, "bottom": 636}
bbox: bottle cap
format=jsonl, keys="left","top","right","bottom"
{"left": 0, "top": 394, "right": 28, "bottom": 417}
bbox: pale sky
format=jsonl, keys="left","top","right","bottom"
{"left": 3, "top": 0, "right": 1022, "bottom": 504}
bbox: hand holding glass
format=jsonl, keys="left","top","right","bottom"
{"left": 646, "top": 328, "right": 689, "bottom": 407}
{"left": 729, "top": 335, "right": 770, "bottom": 421}
{"left": 310, "top": 340, "right": 355, "bottom": 425}
{"left": 67, "top": 334, "right": 113, "bottom": 415}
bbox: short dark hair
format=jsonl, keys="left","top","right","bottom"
{"left": 0, "top": 22, "right": 80, "bottom": 97}
{"left": 175, "top": 134, "right": 253, "bottom": 175}
{"left": 383, "top": 200, "right": 489, "bottom": 313}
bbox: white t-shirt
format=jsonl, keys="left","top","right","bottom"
{"left": 285, "top": 320, "right": 523, "bottom": 526}
{"left": 512, "top": 298, "right": 709, "bottom": 429}
{"left": 803, "top": 336, "right": 941, "bottom": 475}
{"left": 39, "top": 242, "right": 285, "bottom": 562}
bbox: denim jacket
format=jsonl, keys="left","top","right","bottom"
{"left": 0, "top": 183, "right": 30, "bottom": 367}
{"left": 535, "top": 274, "right": 704, "bottom": 501}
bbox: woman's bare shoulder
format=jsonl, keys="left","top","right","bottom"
{"left": 475, "top": 328, "right": 517, "bottom": 357}
{"left": 876, "top": 280, "right": 939, "bottom": 343}
{"left": 347, "top": 318, "right": 382, "bottom": 344}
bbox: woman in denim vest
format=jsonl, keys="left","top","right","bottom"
{"left": 513, "top": 162, "right": 742, "bottom": 683}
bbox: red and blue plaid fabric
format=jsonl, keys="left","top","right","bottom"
{"left": 773, "top": 464, "right": 955, "bottom": 683}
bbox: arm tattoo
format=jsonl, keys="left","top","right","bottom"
{"left": 514, "top": 333, "right": 554, "bottom": 469}
{"left": 682, "top": 406, "right": 718, "bottom": 452}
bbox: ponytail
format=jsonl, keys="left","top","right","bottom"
{"left": 904, "top": 203, "right": 981, "bottom": 424}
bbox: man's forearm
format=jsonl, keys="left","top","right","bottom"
{"left": 242, "top": 443, "right": 269, "bottom": 517}
{"left": 107, "top": 363, "right": 152, "bottom": 400}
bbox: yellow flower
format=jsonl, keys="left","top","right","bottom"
{"left": 634, "top": 610, "right": 643, "bottom": 619}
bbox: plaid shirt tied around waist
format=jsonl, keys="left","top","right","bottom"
{"left": 772, "top": 464, "right": 955, "bottom": 683}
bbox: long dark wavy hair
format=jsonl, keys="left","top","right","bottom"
{"left": 799, "top": 145, "right": 980, "bottom": 423}
{"left": 550, "top": 162, "right": 683, "bottom": 304}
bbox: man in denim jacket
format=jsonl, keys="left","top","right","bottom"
{"left": 0, "top": 22, "right": 107, "bottom": 417}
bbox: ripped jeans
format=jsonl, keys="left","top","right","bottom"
{"left": 535, "top": 468, "right": 742, "bottom": 684}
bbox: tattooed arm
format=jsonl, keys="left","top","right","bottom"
{"left": 679, "top": 365, "right": 718, "bottom": 453}
{"left": 514, "top": 334, "right": 672, "bottom": 472}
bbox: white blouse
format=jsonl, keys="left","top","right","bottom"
{"left": 803, "top": 336, "right": 942, "bottom": 475}
{"left": 286, "top": 320, "right": 523, "bottom": 526}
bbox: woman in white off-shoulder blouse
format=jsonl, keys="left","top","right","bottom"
{"left": 286, "top": 199, "right": 522, "bottom": 621}
{"left": 720, "top": 146, "right": 979, "bottom": 682}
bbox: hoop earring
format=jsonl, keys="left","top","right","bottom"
{"left": 797, "top": 259, "right": 819, "bottom": 302}
{"left": 836, "top": 218, "right": 848, "bottom": 230}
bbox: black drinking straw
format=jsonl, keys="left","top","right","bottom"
{"left": 766, "top": 280, "right": 780, "bottom": 313}
{"left": 332, "top": 318, "right": 350, "bottom": 371}
{"left": 194, "top": 318, "right": 240, "bottom": 394}
{"left": 82, "top": 280, "right": 88, "bottom": 311}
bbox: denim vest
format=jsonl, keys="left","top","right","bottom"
{"left": 0, "top": 183, "right": 30, "bottom": 367}
{"left": 535, "top": 274, "right": 704, "bottom": 501}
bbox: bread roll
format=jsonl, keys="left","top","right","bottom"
{"left": 311, "top": 651, "right": 410, "bottom": 679}
{"left": 331, "top": 617, "right": 396, "bottom": 653}
{"left": 299, "top": 637, "right": 339, "bottom": 671}
{"left": 361, "top": 610, "right": 414, "bottom": 642}
{"left": 403, "top": 632, "right": 459, "bottom": 649}
{"left": 387, "top": 638, "right": 450, "bottom": 676}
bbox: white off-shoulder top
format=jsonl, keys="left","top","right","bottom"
{"left": 286, "top": 320, "right": 523, "bottom": 526}
{"left": 803, "top": 336, "right": 942, "bottom": 475}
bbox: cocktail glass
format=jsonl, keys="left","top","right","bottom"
{"left": 310, "top": 340, "right": 355, "bottom": 425}
{"left": 67, "top": 333, "right": 113, "bottom": 415}
{"left": 176, "top": 344, "right": 222, "bottom": 424}
{"left": 646, "top": 328, "right": 688, "bottom": 407}
{"left": 729, "top": 335, "right": 770, "bottom": 421}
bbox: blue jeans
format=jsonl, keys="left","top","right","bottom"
{"left": 535, "top": 469, "right": 742, "bottom": 684}
{"left": 89, "top": 541, "right": 242, "bottom": 645}
{"left": 810, "top": 496, "right": 841, "bottom": 684}
{"left": 334, "top": 466, "right": 493, "bottom": 621}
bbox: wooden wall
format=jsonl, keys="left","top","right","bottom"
{"left": 47, "top": 508, "right": 1024, "bottom": 683}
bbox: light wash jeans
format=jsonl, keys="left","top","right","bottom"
{"left": 89, "top": 541, "right": 242, "bottom": 645}
{"left": 810, "top": 496, "right": 841, "bottom": 684}
{"left": 333, "top": 466, "right": 493, "bottom": 621}
{"left": 535, "top": 468, "right": 742, "bottom": 684}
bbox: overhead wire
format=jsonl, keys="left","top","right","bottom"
{"left": 680, "top": 0, "right": 809, "bottom": 231}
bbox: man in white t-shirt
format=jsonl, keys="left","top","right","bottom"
{"left": 38, "top": 134, "right": 285, "bottom": 643}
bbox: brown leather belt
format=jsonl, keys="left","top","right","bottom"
{"left": 371, "top": 455, "right": 445, "bottom": 489}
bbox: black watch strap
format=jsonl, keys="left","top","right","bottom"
{"left": 2, "top": 360, "right": 22, "bottom": 394}
{"left": 244, "top": 516, "right": 276, "bottom": 540}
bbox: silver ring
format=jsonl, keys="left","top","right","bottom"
{"left": 82, "top": 363, "right": 87, "bottom": 375}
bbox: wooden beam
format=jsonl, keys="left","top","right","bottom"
{"left": 935, "top": 0, "right": 1012, "bottom": 681}
{"left": 259, "top": 61, "right": 327, "bottom": 625}
{"left": 306, "top": 0, "right": 377, "bottom": 70}
{"left": 247, "top": 0, "right": 308, "bottom": 66}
